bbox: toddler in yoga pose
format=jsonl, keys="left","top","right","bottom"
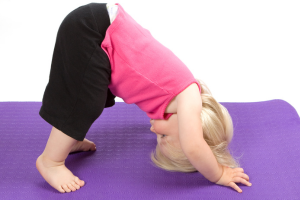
{"left": 36, "top": 2, "right": 251, "bottom": 193}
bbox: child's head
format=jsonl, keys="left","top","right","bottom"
{"left": 150, "top": 78, "right": 241, "bottom": 172}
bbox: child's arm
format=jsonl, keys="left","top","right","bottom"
{"left": 177, "top": 83, "right": 252, "bottom": 193}
{"left": 177, "top": 83, "right": 223, "bottom": 182}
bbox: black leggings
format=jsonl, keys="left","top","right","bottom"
{"left": 39, "top": 3, "right": 115, "bottom": 141}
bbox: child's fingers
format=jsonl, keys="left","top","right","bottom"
{"left": 228, "top": 182, "right": 243, "bottom": 193}
{"left": 234, "top": 168, "right": 244, "bottom": 173}
{"left": 235, "top": 172, "right": 250, "bottom": 181}
{"left": 233, "top": 176, "right": 252, "bottom": 187}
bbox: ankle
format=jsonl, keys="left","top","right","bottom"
{"left": 40, "top": 152, "right": 65, "bottom": 168}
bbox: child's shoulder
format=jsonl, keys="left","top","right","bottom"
{"left": 177, "top": 83, "right": 200, "bottom": 101}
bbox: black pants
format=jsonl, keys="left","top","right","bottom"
{"left": 39, "top": 3, "right": 115, "bottom": 141}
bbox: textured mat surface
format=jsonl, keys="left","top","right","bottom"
{"left": 0, "top": 100, "right": 299, "bottom": 199}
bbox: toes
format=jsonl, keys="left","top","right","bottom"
{"left": 90, "top": 141, "right": 96, "bottom": 151}
{"left": 71, "top": 181, "right": 80, "bottom": 190}
{"left": 58, "top": 185, "right": 65, "bottom": 193}
{"left": 62, "top": 184, "right": 71, "bottom": 193}
{"left": 68, "top": 183, "right": 76, "bottom": 192}
{"left": 74, "top": 176, "right": 85, "bottom": 186}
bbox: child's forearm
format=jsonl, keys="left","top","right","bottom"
{"left": 184, "top": 138, "right": 223, "bottom": 182}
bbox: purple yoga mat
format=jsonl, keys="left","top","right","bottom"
{"left": 0, "top": 99, "right": 299, "bottom": 199}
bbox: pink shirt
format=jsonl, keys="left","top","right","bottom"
{"left": 101, "top": 3, "right": 201, "bottom": 120}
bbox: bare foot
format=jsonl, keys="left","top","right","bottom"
{"left": 36, "top": 153, "right": 85, "bottom": 193}
{"left": 70, "top": 138, "right": 96, "bottom": 153}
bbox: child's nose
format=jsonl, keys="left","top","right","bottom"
{"left": 150, "top": 125, "right": 155, "bottom": 132}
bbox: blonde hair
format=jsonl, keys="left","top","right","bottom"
{"left": 150, "top": 78, "right": 242, "bottom": 172}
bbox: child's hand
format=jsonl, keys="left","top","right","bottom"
{"left": 215, "top": 165, "right": 252, "bottom": 193}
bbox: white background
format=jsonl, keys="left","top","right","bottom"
{"left": 0, "top": 0, "right": 299, "bottom": 116}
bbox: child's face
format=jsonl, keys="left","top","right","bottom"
{"left": 149, "top": 114, "right": 181, "bottom": 157}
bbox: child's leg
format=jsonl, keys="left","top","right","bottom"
{"left": 36, "top": 126, "right": 84, "bottom": 193}
{"left": 37, "top": 3, "right": 115, "bottom": 193}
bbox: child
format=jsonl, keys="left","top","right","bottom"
{"left": 36, "top": 2, "right": 251, "bottom": 193}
